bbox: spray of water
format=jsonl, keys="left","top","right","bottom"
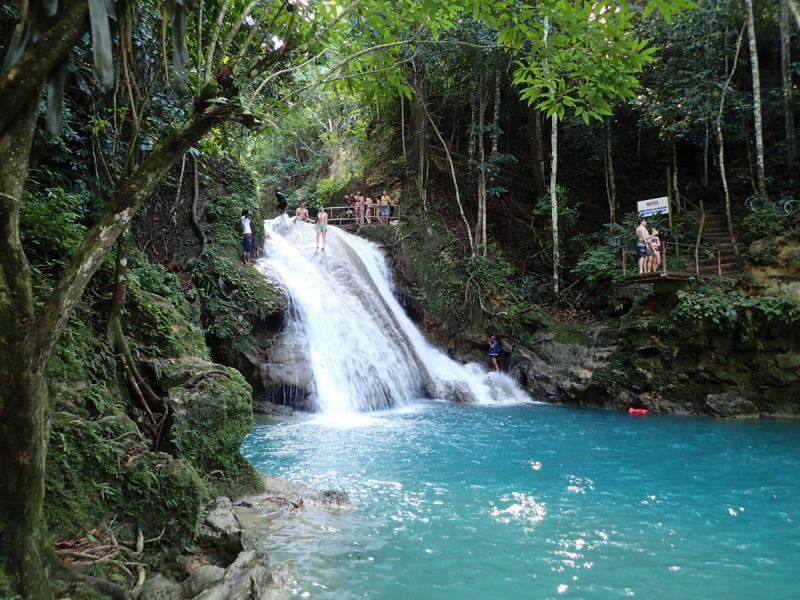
{"left": 258, "top": 216, "right": 529, "bottom": 413}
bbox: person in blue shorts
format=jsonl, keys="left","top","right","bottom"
{"left": 489, "top": 336, "right": 499, "bottom": 372}
{"left": 316, "top": 206, "right": 328, "bottom": 250}
{"left": 241, "top": 209, "right": 253, "bottom": 265}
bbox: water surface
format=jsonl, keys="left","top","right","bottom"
{"left": 241, "top": 402, "right": 800, "bottom": 599}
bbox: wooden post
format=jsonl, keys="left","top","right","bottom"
{"left": 663, "top": 243, "right": 668, "bottom": 273}
{"left": 718, "top": 249, "right": 722, "bottom": 277}
{"left": 622, "top": 248, "right": 627, "bottom": 277}
{"left": 695, "top": 247, "right": 700, "bottom": 276}
{"left": 666, "top": 166, "right": 673, "bottom": 229}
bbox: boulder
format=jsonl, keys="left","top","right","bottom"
{"left": 183, "top": 566, "right": 226, "bottom": 598}
{"left": 706, "top": 391, "right": 760, "bottom": 418}
{"left": 438, "top": 381, "right": 478, "bottom": 403}
{"left": 194, "top": 550, "right": 279, "bottom": 600}
{"left": 202, "top": 497, "right": 260, "bottom": 561}
{"left": 260, "top": 476, "right": 350, "bottom": 508}
{"left": 139, "top": 574, "right": 184, "bottom": 600}
{"left": 509, "top": 346, "right": 557, "bottom": 400}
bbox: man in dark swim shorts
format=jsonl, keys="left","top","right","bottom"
{"left": 275, "top": 188, "right": 288, "bottom": 215}
{"left": 636, "top": 217, "right": 650, "bottom": 274}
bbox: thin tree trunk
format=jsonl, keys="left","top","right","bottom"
{"left": 468, "top": 92, "right": 477, "bottom": 160}
{"left": 718, "top": 24, "right": 746, "bottom": 261}
{"left": 672, "top": 139, "right": 681, "bottom": 212}
{"left": 107, "top": 226, "right": 165, "bottom": 414}
{"left": 400, "top": 91, "right": 407, "bottom": 160}
{"left": 191, "top": 153, "right": 207, "bottom": 253}
{"left": 544, "top": 16, "right": 559, "bottom": 296}
{"left": 606, "top": 121, "right": 616, "bottom": 224}
{"left": 475, "top": 74, "right": 488, "bottom": 254}
{"left": 425, "top": 108, "right": 474, "bottom": 254}
{"left": 412, "top": 61, "right": 427, "bottom": 211}
{"left": 528, "top": 104, "right": 547, "bottom": 198}
{"left": 788, "top": 0, "right": 800, "bottom": 31}
{"left": 781, "top": 0, "right": 796, "bottom": 171}
{"left": 745, "top": 0, "right": 770, "bottom": 199}
{"left": 489, "top": 70, "right": 501, "bottom": 183}
{"left": 703, "top": 120, "right": 710, "bottom": 188}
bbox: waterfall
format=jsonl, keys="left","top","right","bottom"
{"left": 258, "top": 216, "right": 529, "bottom": 413}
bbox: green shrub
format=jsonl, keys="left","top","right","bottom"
{"left": 740, "top": 213, "right": 791, "bottom": 245}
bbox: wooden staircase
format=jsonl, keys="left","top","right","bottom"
{"left": 688, "top": 208, "right": 745, "bottom": 278}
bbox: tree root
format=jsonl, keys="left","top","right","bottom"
{"left": 185, "top": 369, "right": 231, "bottom": 387}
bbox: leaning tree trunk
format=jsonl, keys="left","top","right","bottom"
{"left": 718, "top": 24, "right": 746, "bottom": 261}
{"left": 745, "top": 0, "right": 770, "bottom": 200}
{"left": 781, "top": 0, "right": 796, "bottom": 171}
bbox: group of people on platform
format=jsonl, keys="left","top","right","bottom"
{"left": 635, "top": 217, "right": 662, "bottom": 274}
{"left": 343, "top": 189, "right": 395, "bottom": 225}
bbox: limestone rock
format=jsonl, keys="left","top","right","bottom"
{"left": 260, "top": 476, "right": 350, "bottom": 508}
{"left": 706, "top": 391, "right": 760, "bottom": 418}
{"left": 509, "top": 346, "right": 557, "bottom": 400}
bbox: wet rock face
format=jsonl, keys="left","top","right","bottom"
{"left": 438, "top": 381, "right": 478, "bottom": 403}
{"left": 706, "top": 392, "right": 760, "bottom": 418}
{"left": 257, "top": 332, "right": 313, "bottom": 409}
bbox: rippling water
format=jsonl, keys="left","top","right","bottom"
{"left": 241, "top": 402, "right": 800, "bottom": 599}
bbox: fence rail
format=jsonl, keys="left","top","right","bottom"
{"left": 623, "top": 240, "right": 722, "bottom": 278}
{"left": 324, "top": 204, "right": 401, "bottom": 227}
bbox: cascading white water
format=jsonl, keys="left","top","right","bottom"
{"left": 258, "top": 215, "right": 529, "bottom": 413}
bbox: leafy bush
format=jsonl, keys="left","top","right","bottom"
{"left": 740, "top": 212, "right": 791, "bottom": 245}
{"left": 128, "top": 249, "right": 190, "bottom": 318}
{"left": 573, "top": 244, "right": 625, "bottom": 306}
{"left": 672, "top": 286, "right": 800, "bottom": 341}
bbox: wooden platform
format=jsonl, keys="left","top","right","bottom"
{"left": 623, "top": 272, "right": 695, "bottom": 283}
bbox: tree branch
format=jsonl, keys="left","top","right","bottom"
{"left": 24, "top": 101, "right": 230, "bottom": 373}
{"left": 204, "top": 0, "right": 235, "bottom": 85}
{"left": 0, "top": 0, "right": 89, "bottom": 135}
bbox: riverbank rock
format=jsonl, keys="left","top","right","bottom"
{"left": 258, "top": 332, "right": 313, "bottom": 408}
{"left": 193, "top": 550, "right": 289, "bottom": 600}
{"left": 201, "top": 497, "right": 261, "bottom": 560}
{"left": 252, "top": 400, "right": 294, "bottom": 416}
{"left": 706, "top": 392, "right": 760, "bottom": 418}
{"left": 255, "top": 475, "right": 350, "bottom": 508}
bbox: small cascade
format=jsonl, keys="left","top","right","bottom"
{"left": 258, "top": 216, "right": 529, "bottom": 413}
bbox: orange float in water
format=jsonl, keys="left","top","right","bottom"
{"left": 629, "top": 408, "right": 649, "bottom": 415}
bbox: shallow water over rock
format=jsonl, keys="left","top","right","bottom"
{"left": 242, "top": 402, "right": 800, "bottom": 599}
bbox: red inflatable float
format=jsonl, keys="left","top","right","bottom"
{"left": 629, "top": 408, "right": 649, "bottom": 415}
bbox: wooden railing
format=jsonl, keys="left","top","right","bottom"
{"left": 623, "top": 240, "right": 722, "bottom": 278}
{"left": 324, "top": 204, "right": 401, "bottom": 226}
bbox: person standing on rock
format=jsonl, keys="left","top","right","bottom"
{"left": 379, "top": 189, "right": 393, "bottom": 225}
{"left": 316, "top": 206, "right": 329, "bottom": 250}
{"left": 241, "top": 209, "right": 253, "bottom": 266}
{"left": 489, "top": 336, "right": 500, "bottom": 372}
{"left": 275, "top": 188, "right": 288, "bottom": 215}
{"left": 636, "top": 217, "right": 650, "bottom": 274}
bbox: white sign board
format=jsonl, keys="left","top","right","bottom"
{"left": 637, "top": 196, "right": 669, "bottom": 217}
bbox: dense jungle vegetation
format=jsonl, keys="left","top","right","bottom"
{"left": 1, "top": 0, "right": 799, "bottom": 597}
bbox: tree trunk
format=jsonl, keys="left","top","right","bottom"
{"left": 400, "top": 91, "right": 407, "bottom": 161}
{"left": 412, "top": 60, "right": 427, "bottom": 210}
{"left": 781, "top": 0, "right": 796, "bottom": 171}
{"left": 606, "top": 121, "right": 616, "bottom": 224}
{"left": 550, "top": 113, "right": 559, "bottom": 297}
{"left": 474, "top": 74, "right": 488, "bottom": 254}
{"left": 528, "top": 104, "right": 547, "bottom": 198}
{"left": 718, "top": 24, "right": 746, "bottom": 261}
{"left": 672, "top": 138, "right": 681, "bottom": 212}
{"left": 0, "top": 96, "right": 229, "bottom": 598}
{"left": 107, "top": 226, "right": 165, "bottom": 415}
{"left": 468, "top": 92, "right": 477, "bottom": 160}
{"left": 788, "top": 0, "right": 800, "bottom": 30}
{"left": 489, "top": 70, "right": 501, "bottom": 182}
{"left": 0, "top": 86, "right": 54, "bottom": 600}
{"left": 745, "top": 0, "right": 770, "bottom": 200}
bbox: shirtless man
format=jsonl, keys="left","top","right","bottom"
{"left": 316, "top": 206, "right": 329, "bottom": 250}
{"left": 378, "top": 189, "right": 393, "bottom": 225}
{"left": 275, "top": 188, "right": 288, "bottom": 215}
{"left": 295, "top": 200, "right": 312, "bottom": 222}
{"left": 344, "top": 190, "right": 353, "bottom": 218}
{"left": 636, "top": 217, "right": 650, "bottom": 274}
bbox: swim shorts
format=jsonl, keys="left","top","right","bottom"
{"left": 243, "top": 235, "right": 253, "bottom": 254}
{"left": 380, "top": 206, "right": 390, "bottom": 216}
{"left": 317, "top": 224, "right": 327, "bottom": 230}
{"left": 636, "top": 241, "right": 647, "bottom": 259}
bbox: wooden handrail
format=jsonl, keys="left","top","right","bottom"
{"left": 694, "top": 212, "right": 705, "bottom": 276}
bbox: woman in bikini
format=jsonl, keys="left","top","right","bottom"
{"left": 364, "top": 194, "right": 374, "bottom": 224}
{"left": 316, "top": 206, "right": 328, "bottom": 250}
{"left": 649, "top": 228, "right": 661, "bottom": 271}
{"left": 354, "top": 191, "right": 363, "bottom": 223}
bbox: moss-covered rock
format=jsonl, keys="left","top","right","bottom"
{"left": 125, "top": 288, "right": 209, "bottom": 359}
{"left": 155, "top": 358, "right": 263, "bottom": 497}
